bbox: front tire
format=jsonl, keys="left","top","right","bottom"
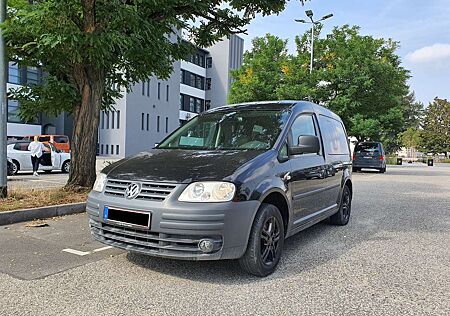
{"left": 329, "top": 185, "right": 352, "bottom": 226}
{"left": 239, "top": 203, "right": 285, "bottom": 277}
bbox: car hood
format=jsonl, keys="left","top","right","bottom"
{"left": 104, "top": 149, "right": 264, "bottom": 183}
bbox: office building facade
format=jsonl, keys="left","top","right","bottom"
{"left": 98, "top": 35, "right": 244, "bottom": 158}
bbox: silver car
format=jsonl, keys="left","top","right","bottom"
{"left": 7, "top": 140, "right": 71, "bottom": 175}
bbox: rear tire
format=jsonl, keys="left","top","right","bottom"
{"left": 10, "top": 160, "right": 19, "bottom": 176}
{"left": 352, "top": 167, "right": 359, "bottom": 172}
{"left": 239, "top": 203, "right": 285, "bottom": 277}
{"left": 380, "top": 167, "right": 386, "bottom": 173}
{"left": 329, "top": 185, "right": 352, "bottom": 226}
{"left": 61, "top": 161, "right": 70, "bottom": 173}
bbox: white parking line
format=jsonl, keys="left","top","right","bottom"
{"left": 62, "top": 248, "right": 90, "bottom": 256}
{"left": 62, "top": 246, "right": 113, "bottom": 256}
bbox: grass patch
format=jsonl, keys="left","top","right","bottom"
{"left": 0, "top": 188, "right": 88, "bottom": 212}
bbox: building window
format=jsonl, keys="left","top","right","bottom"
{"left": 105, "top": 145, "right": 109, "bottom": 155}
{"left": 206, "top": 78, "right": 211, "bottom": 90}
{"left": 101, "top": 144, "right": 104, "bottom": 155}
{"left": 117, "top": 110, "right": 120, "bottom": 129}
{"left": 205, "top": 100, "right": 211, "bottom": 111}
{"left": 26, "top": 66, "right": 40, "bottom": 85}
{"left": 186, "top": 49, "right": 206, "bottom": 68}
{"left": 189, "top": 97, "right": 195, "bottom": 112}
{"left": 181, "top": 71, "right": 205, "bottom": 91}
{"left": 146, "top": 114, "right": 149, "bottom": 131}
{"left": 206, "top": 57, "right": 212, "bottom": 68}
{"left": 157, "top": 116, "right": 160, "bottom": 132}
{"left": 166, "top": 85, "right": 169, "bottom": 102}
{"left": 111, "top": 112, "right": 115, "bottom": 129}
{"left": 142, "top": 82, "right": 145, "bottom": 95}
{"left": 147, "top": 80, "right": 150, "bottom": 97}
{"left": 195, "top": 98, "right": 203, "bottom": 113}
{"left": 116, "top": 145, "right": 120, "bottom": 155}
{"left": 8, "top": 62, "right": 20, "bottom": 84}
{"left": 111, "top": 145, "right": 114, "bottom": 155}
{"left": 141, "top": 113, "right": 144, "bottom": 130}
{"left": 158, "top": 82, "right": 161, "bottom": 100}
{"left": 101, "top": 111, "right": 105, "bottom": 129}
{"left": 179, "top": 94, "right": 183, "bottom": 110}
{"left": 7, "top": 99, "right": 21, "bottom": 123}
{"left": 165, "top": 117, "right": 169, "bottom": 133}
{"left": 106, "top": 111, "right": 110, "bottom": 129}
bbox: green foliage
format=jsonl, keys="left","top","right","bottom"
{"left": 399, "top": 127, "right": 423, "bottom": 150}
{"left": 421, "top": 98, "right": 450, "bottom": 155}
{"left": 3, "top": 0, "right": 299, "bottom": 120}
{"left": 229, "top": 25, "right": 414, "bottom": 153}
{"left": 228, "top": 34, "right": 289, "bottom": 103}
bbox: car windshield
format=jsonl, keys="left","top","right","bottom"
{"left": 158, "top": 109, "right": 290, "bottom": 150}
{"left": 355, "top": 143, "right": 379, "bottom": 153}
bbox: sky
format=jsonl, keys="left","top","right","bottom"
{"left": 240, "top": 0, "right": 450, "bottom": 105}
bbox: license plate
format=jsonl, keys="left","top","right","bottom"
{"left": 103, "top": 206, "right": 151, "bottom": 228}
{"left": 363, "top": 156, "right": 372, "bottom": 159}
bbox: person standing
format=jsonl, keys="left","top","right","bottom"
{"left": 27, "top": 136, "right": 49, "bottom": 176}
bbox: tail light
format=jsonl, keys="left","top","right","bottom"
{"left": 380, "top": 155, "right": 384, "bottom": 161}
{"left": 352, "top": 153, "right": 356, "bottom": 161}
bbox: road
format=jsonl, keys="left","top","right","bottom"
{"left": 0, "top": 164, "right": 449, "bottom": 315}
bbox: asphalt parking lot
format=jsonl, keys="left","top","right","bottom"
{"left": 0, "top": 164, "right": 449, "bottom": 315}
{"left": 7, "top": 172, "right": 69, "bottom": 190}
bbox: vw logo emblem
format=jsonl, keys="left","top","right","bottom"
{"left": 125, "top": 183, "right": 141, "bottom": 199}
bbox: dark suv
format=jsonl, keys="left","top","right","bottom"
{"left": 87, "top": 101, "right": 353, "bottom": 276}
{"left": 352, "top": 142, "right": 386, "bottom": 173}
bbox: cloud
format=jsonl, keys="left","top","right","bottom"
{"left": 406, "top": 44, "right": 450, "bottom": 63}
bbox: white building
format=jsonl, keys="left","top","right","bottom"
{"left": 98, "top": 35, "right": 244, "bottom": 158}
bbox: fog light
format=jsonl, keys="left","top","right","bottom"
{"left": 198, "top": 239, "right": 214, "bottom": 253}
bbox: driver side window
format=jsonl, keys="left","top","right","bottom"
{"left": 290, "top": 114, "right": 321, "bottom": 154}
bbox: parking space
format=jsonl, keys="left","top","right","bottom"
{"left": 0, "top": 164, "right": 449, "bottom": 315}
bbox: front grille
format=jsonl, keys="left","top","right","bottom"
{"left": 90, "top": 220, "right": 222, "bottom": 256}
{"left": 104, "top": 179, "right": 177, "bottom": 202}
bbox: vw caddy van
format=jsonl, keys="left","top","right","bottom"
{"left": 87, "top": 101, "right": 353, "bottom": 276}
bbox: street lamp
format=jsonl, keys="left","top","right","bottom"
{"left": 295, "top": 10, "right": 333, "bottom": 74}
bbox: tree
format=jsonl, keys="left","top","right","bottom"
{"left": 399, "top": 127, "right": 423, "bottom": 150}
{"left": 229, "top": 25, "right": 412, "bottom": 153}
{"left": 421, "top": 98, "right": 450, "bottom": 155}
{"left": 3, "top": 0, "right": 304, "bottom": 189}
{"left": 228, "top": 34, "right": 288, "bottom": 103}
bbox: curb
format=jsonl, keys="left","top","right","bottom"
{"left": 0, "top": 202, "right": 86, "bottom": 226}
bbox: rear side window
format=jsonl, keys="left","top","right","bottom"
{"left": 355, "top": 143, "right": 380, "bottom": 153}
{"left": 14, "top": 142, "right": 30, "bottom": 151}
{"left": 53, "top": 136, "right": 69, "bottom": 143}
{"left": 319, "top": 115, "right": 349, "bottom": 155}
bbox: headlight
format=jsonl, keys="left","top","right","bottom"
{"left": 178, "top": 182, "right": 236, "bottom": 202}
{"left": 92, "top": 173, "right": 107, "bottom": 192}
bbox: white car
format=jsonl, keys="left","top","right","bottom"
{"left": 7, "top": 140, "right": 71, "bottom": 175}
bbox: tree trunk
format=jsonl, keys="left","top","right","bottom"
{"left": 66, "top": 67, "right": 105, "bottom": 189}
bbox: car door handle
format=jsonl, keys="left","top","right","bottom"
{"left": 282, "top": 172, "right": 291, "bottom": 181}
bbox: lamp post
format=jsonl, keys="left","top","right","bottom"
{"left": 0, "top": 0, "right": 7, "bottom": 198}
{"left": 295, "top": 10, "right": 333, "bottom": 74}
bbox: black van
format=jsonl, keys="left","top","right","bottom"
{"left": 88, "top": 101, "right": 353, "bottom": 276}
{"left": 352, "top": 142, "right": 386, "bottom": 173}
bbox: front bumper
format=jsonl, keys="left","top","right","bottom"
{"left": 86, "top": 187, "right": 260, "bottom": 260}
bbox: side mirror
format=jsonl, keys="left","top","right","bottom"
{"left": 289, "top": 135, "right": 320, "bottom": 155}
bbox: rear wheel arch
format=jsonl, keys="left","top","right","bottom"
{"left": 12, "top": 159, "right": 20, "bottom": 171}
